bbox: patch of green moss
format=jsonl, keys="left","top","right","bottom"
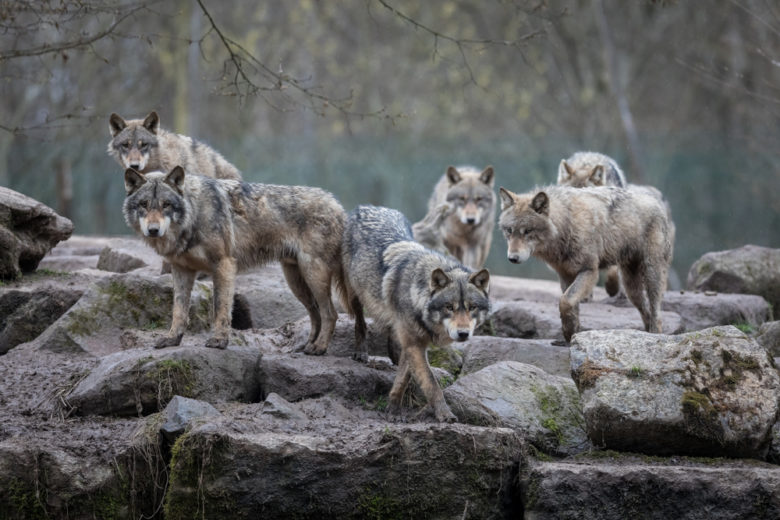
{"left": 147, "top": 359, "right": 195, "bottom": 406}
{"left": 65, "top": 308, "right": 101, "bottom": 336}
{"left": 426, "top": 344, "right": 461, "bottom": 378}
{"left": 357, "top": 489, "right": 402, "bottom": 520}
{"left": 531, "top": 384, "right": 583, "bottom": 450}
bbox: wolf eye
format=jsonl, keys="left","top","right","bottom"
{"left": 121, "top": 142, "right": 130, "bottom": 150}
{"left": 475, "top": 197, "right": 482, "bottom": 203}
{"left": 162, "top": 201, "right": 171, "bottom": 209}
{"left": 445, "top": 303, "right": 455, "bottom": 312}
{"left": 504, "top": 226, "right": 513, "bottom": 235}
{"left": 140, "top": 142, "right": 149, "bottom": 151}
{"left": 139, "top": 200, "right": 148, "bottom": 209}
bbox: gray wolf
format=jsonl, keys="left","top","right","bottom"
{"left": 498, "top": 185, "right": 672, "bottom": 343}
{"left": 108, "top": 111, "right": 242, "bottom": 180}
{"left": 558, "top": 151, "right": 626, "bottom": 296}
{"left": 123, "top": 166, "right": 345, "bottom": 352}
{"left": 557, "top": 151, "right": 626, "bottom": 189}
{"left": 425, "top": 166, "right": 496, "bottom": 269}
{"left": 342, "top": 205, "right": 491, "bottom": 422}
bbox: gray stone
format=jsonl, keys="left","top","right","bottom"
{"left": 482, "top": 299, "right": 683, "bottom": 340}
{"left": 461, "top": 336, "right": 570, "bottom": 377}
{"left": 261, "top": 392, "right": 308, "bottom": 421}
{"left": 687, "top": 244, "right": 780, "bottom": 310}
{"left": 165, "top": 419, "right": 524, "bottom": 518}
{"left": 67, "top": 345, "right": 262, "bottom": 416}
{"left": 571, "top": 326, "right": 780, "bottom": 458}
{"left": 757, "top": 321, "right": 780, "bottom": 357}
{"left": 96, "top": 238, "right": 163, "bottom": 274}
{"left": 160, "top": 395, "right": 221, "bottom": 442}
{"left": 523, "top": 458, "right": 780, "bottom": 520}
{"left": 661, "top": 290, "right": 771, "bottom": 332}
{"left": 445, "top": 361, "right": 590, "bottom": 456}
{"left": 0, "top": 187, "right": 73, "bottom": 280}
{"left": 0, "top": 286, "right": 82, "bottom": 354}
{"left": 770, "top": 421, "right": 780, "bottom": 465}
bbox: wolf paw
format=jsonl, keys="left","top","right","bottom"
{"left": 205, "top": 336, "right": 229, "bottom": 349}
{"left": 303, "top": 343, "right": 327, "bottom": 356}
{"left": 434, "top": 404, "right": 457, "bottom": 423}
{"left": 154, "top": 334, "right": 183, "bottom": 349}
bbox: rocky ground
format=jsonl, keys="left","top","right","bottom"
{"left": 1, "top": 235, "right": 779, "bottom": 519}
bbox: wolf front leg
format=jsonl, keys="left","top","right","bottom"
{"left": 206, "top": 256, "right": 237, "bottom": 349}
{"left": 559, "top": 267, "right": 599, "bottom": 343}
{"left": 401, "top": 332, "right": 456, "bottom": 423}
{"left": 155, "top": 264, "right": 196, "bottom": 348}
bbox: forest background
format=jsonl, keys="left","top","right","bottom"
{"left": 1, "top": 0, "right": 779, "bottom": 282}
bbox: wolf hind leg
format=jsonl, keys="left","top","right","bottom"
{"left": 351, "top": 296, "right": 369, "bottom": 363}
{"left": 281, "top": 261, "right": 321, "bottom": 350}
{"left": 620, "top": 263, "right": 654, "bottom": 332}
{"left": 643, "top": 260, "right": 667, "bottom": 333}
{"left": 298, "top": 259, "right": 338, "bottom": 356}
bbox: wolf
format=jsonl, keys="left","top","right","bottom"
{"left": 557, "top": 151, "right": 626, "bottom": 189}
{"left": 425, "top": 166, "right": 496, "bottom": 269}
{"left": 342, "top": 205, "right": 491, "bottom": 422}
{"left": 108, "top": 111, "right": 242, "bottom": 180}
{"left": 122, "top": 166, "right": 345, "bottom": 352}
{"left": 498, "top": 185, "right": 672, "bottom": 343}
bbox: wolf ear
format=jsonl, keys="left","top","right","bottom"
{"left": 109, "top": 113, "right": 126, "bottom": 137}
{"left": 499, "top": 187, "right": 515, "bottom": 210}
{"left": 143, "top": 111, "right": 160, "bottom": 134}
{"left": 480, "top": 166, "right": 495, "bottom": 186}
{"left": 469, "top": 268, "right": 490, "bottom": 293}
{"left": 430, "top": 268, "right": 451, "bottom": 292}
{"left": 557, "top": 159, "right": 574, "bottom": 182}
{"left": 445, "top": 166, "right": 461, "bottom": 185}
{"left": 165, "top": 166, "right": 186, "bottom": 193}
{"left": 124, "top": 169, "right": 146, "bottom": 194}
{"left": 589, "top": 165, "right": 604, "bottom": 185}
{"left": 531, "top": 192, "right": 549, "bottom": 215}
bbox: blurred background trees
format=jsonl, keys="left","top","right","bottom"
{"left": 1, "top": 0, "right": 778, "bottom": 281}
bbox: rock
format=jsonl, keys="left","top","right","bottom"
{"left": 37, "top": 235, "right": 114, "bottom": 272}
{"left": 523, "top": 457, "right": 780, "bottom": 520}
{"left": 96, "top": 238, "right": 163, "bottom": 274}
{"left": 32, "top": 272, "right": 212, "bottom": 357}
{"left": 261, "top": 392, "right": 308, "bottom": 421}
{"left": 67, "top": 345, "right": 262, "bottom": 416}
{"left": 276, "top": 314, "right": 393, "bottom": 358}
{"left": 661, "top": 290, "right": 771, "bottom": 332}
{"left": 445, "top": 361, "right": 589, "bottom": 456}
{"left": 757, "top": 321, "right": 780, "bottom": 357}
{"left": 769, "top": 421, "right": 780, "bottom": 465}
{"left": 164, "top": 419, "right": 524, "bottom": 519}
{"left": 687, "top": 245, "right": 780, "bottom": 310}
{"left": 489, "top": 274, "right": 603, "bottom": 303}
{"left": 571, "top": 326, "right": 780, "bottom": 458}
{"left": 259, "top": 352, "right": 394, "bottom": 403}
{"left": 460, "top": 336, "right": 570, "bottom": 377}
{"left": 233, "top": 266, "right": 309, "bottom": 330}
{"left": 0, "top": 187, "right": 73, "bottom": 280}
{"left": 0, "top": 286, "right": 82, "bottom": 354}
{"left": 160, "top": 395, "right": 221, "bottom": 442}
{"left": 482, "top": 299, "right": 683, "bottom": 340}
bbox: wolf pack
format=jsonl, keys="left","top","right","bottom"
{"left": 109, "top": 112, "right": 674, "bottom": 422}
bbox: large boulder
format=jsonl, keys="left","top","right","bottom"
{"left": 523, "top": 457, "right": 780, "bottom": 520}
{"left": 0, "top": 187, "right": 73, "bottom": 280}
{"left": 164, "top": 418, "right": 524, "bottom": 519}
{"left": 66, "top": 344, "right": 262, "bottom": 416}
{"left": 483, "top": 299, "right": 683, "bottom": 340}
{"left": 445, "top": 361, "right": 589, "bottom": 456}
{"left": 571, "top": 326, "right": 780, "bottom": 458}
{"left": 687, "top": 245, "right": 780, "bottom": 310}
{"left": 661, "top": 290, "right": 771, "bottom": 332}
{"left": 460, "top": 336, "right": 570, "bottom": 377}
{"left": 0, "top": 285, "right": 82, "bottom": 354}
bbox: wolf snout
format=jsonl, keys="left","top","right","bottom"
{"left": 130, "top": 163, "right": 141, "bottom": 170}
{"left": 508, "top": 254, "right": 522, "bottom": 264}
{"left": 465, "top": 217, "right": 477, "bottom": 225}
{"left": 456, "top": 330, "right": 470, "bottom": 341}
{"left": 146, "top": 224, "right": 161, "bottom": 237}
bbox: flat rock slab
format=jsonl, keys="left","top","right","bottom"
{"left": 571, "top": 326, "right": 780, "bottom": 458}
{"left": 460, "top": 336, "right": 570, "bottom": 377}
{"left": 687, "top": 244, "right": 780, "bottom": 310}
{"left": 0, "top": 186, "right": 73, "bottom": 279}
{"left": 96, "top": 237, "right": 163, "bottom": 274}
{"left": 67, "top": 344, "right": 262, "bottom": 416}
{"left": 483, "top": 299, "right": 683, "bottom": 340}
{"left": 490, "top": 274, "right": 608, "bottom": 303}
{"left": 523, "top": 458, "right": 780, "bottom": 520}
{"left": 165, "top": 419, "right": 524, "bottom": 519}
{"left": 445, "top": 361, "right": 589, "bottom": 456}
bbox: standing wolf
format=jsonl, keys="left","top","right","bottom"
{"left": 425, "top": 166, "right": 496, "bottom": 269}
{"left": 342, "top": 205, "right": 491, "bottom": 422}
{"left": 123, "top": 166, "right": 345, "bottom": 352}
{"left": 108, "top": 111, "right": 242, "bottom": 180}
{"left": 498, "top": 185, "right": 672, "bottom": 343}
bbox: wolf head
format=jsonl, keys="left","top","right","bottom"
{"left": 498, "top": 187, "right": 556, "bottom": 264}
{"left": 108, "top": 111, "right": 160, "bottom": 171}
{"left": 444, "top": 166, "right": 495, "bottom": 226}
{"left": 122, "top": 166, "right": 186, "bottom": 238}
{"left": 557, "top": 159, "right": 606, "bottom": 188}
{"left": 426, "top": 267, "right": 491, "bottom": 342}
